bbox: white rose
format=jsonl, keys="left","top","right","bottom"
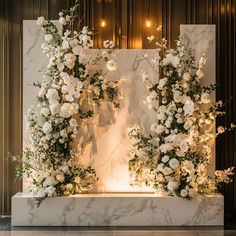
{"left": 162, "top": 155, "right": 169, "bottom": 163}
{"left": 201, "top": 93, "right": 211, "bottom": 104}
{"left": 49, "top": 102, "right": 60, "bottom": 115}
{"left": 180, "top": 189, "right": 188, "bottom": 197}
{"left": 106, "top": 60, "right": 117, "bottom": 71}
{"left": 42, "top": 122, "right": 52, "bottom": 134}
{"left": 46, "top": 88, "right": 59, "bottom": 101}
{"left": 37, "top": 16, "right": 48, "bottom": 26}
{"left": 41, "top": 108, "right": 50, "bottom": 117}
{"left": 183, "top": 72, "right": 190, "bottom": 81}
{"left": 59, "top": 17, "right": 67, "bottom": 25}
{"left": 169, "top": 158, "right": 180, "bottom": 169}
{"left": 44, "top": 34, "right": 53, "bottom": 42}
{"left": 74, "top": 176, "right": 81, "bottom": 184}
{"left": 167, "top": 181, "right": 178, "bottom": 191}
{"left": 183, "top": 100, "right": 194, "bottom": 116}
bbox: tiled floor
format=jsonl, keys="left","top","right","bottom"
{"left": 1, "top": 217, "right": 236, "bottom": 235}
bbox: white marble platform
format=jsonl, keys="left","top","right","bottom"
{"left": 11, "top": 193, "right": 223, "bottom": 226}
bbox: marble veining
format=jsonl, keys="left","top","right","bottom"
{"left": 12, "top": 193, "right": 224, "bottom": 226}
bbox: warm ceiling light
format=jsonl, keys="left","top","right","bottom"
{"left": 100, "top": 19, "right": 106, "bottom": 27}
{"left": 145, "top": 19, "right": 151, "bottom": 28}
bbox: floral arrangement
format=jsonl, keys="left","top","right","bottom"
{"left": 128, "top": 36, "right": 235, "bottom": 198}
{"left": 11, "top": 1, "right": 121, "bottom": 206}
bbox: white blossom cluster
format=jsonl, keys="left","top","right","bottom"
{"left": 129, "top": 37, "right": 235, "bottom": 198}
{"left": 13, "top": 9, "right": 121, "bottom": 206}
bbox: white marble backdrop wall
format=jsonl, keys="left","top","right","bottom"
{"left": 23, "top": 21, "right": 216, "bottom": 192}
{"left": 180, "top": 25, "right": 216, "bottom": 176}
{"left": 23, "top": 20, "right": 158, "bottom": 192}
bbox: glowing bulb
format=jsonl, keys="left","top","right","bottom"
{"left": 100, "top": 19, "right": 106, "bottom": 27}
{"left": 145, "top": 19, "right": 151, "bottom": 28}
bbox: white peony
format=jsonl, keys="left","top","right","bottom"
{"left": 37, "top": 16, "right": 48, "bottom": 26}
{"left": 106, "top": 60, "right": 117, "bottom": 71}
{"left": 163, "top": 53, "right": 180, "bottom": 68}
{"left": 169, "top": 158, "right": 180, "bottom": 169}
{"left": 201, "top": 93, "right": 211, "bottom": 104}
{"left": 42, "top": 122, "right": 52, "bottom": 134}
{"left": 167, "top": 181, "right": 178, "bottom": 191}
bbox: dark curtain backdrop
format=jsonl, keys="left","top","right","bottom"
{"left": 0, "top": 0, "right": 235, "bottom": 218}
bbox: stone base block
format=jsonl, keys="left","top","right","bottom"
{"left": 11, "top": 192, "right": 224, "bottom": 226}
